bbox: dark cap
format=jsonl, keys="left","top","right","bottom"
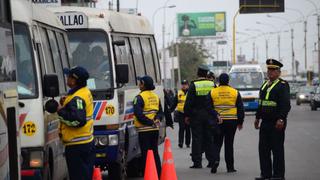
{"left": 63, "top": 66, "right": 89, "bottom": 83}
{"left": 138, "top": 75, "right": 155, "bottom": 90}
{"left": 207, "top": 71, "right": 215, "bottom": 78}
{"left": 197, "top": 64, "right": 209, "bottom": 77}
{"left": 181, "top": 79, "right": 189, "bottom": 85}
{"left": 219, "top": 73, "right": 229, "bottom": 85}
{"left": 266, "top": 59, "right": 283, "bottom": 69}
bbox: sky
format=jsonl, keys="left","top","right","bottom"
{"left": 96, "top": 0, "right": 320, "bottom": 75}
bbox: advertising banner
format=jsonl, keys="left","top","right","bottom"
{"left": 177, "top": 12, "right": 226, "bottom": 37}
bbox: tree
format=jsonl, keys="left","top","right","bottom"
{"left": 177, "top": 41, "right": 208, "bottom": 81}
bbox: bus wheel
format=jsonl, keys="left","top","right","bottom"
{"left": 108, "top": 150, "right": 127, "bottom": 180}
{"left": 127, "top": 157, "right": 143, "bottom": 177}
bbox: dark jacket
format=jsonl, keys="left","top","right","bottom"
{"left": 58, "top": 86, "right": 87, "bottom": 127}
{"left": 255, "top": 78, "right": 291, "bottom": 123}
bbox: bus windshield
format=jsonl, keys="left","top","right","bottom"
{"left": 67, "top": 31, "right": 112, "bottom": 90}
{"left": 229, "top": 71, "right": 264, "bottom": 90}
{"left": 14, "top": 23, "right": 37, "bottom": 99}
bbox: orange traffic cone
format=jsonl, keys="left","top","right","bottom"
{"left": 144, "top": 150, "right": 159, "bottom": 180}
{"left": 92, "top": 167, "right": 102, "bottom": 180}
{"left": 160, "top": 137, "right": 177, "bottom": 180}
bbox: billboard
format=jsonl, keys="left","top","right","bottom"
{"left": 177, "top": 12, "right": 226, "bottom": 37}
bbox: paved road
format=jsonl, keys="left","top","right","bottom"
{"left": 130, "top": 101, "right": 320, "bottom": 180}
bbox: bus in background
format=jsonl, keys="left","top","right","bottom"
{"left": 13, "top": 0, "right": 70, "bottom": 179}
{"left": 49, "top": 6, "right": 165, "bottom": 179}
{"left": 229, "top": 64, "right": 264, "bottom": 111}
{"left": 0, "top": 0, "right": 20, "bottom": 179}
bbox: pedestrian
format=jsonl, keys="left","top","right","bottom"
{"left": 163, "top": 89, "right": 174, "bottom": 129}
{"left": 133, "top": 75, "right": 163, "bottom": 176}
{"left": 171, "top": 80, "right": 191, "bottom": 148}
{"left": 184, "top": 64, "right": 219, "bottom": 168}
{"left": 207, "top": 73, "right": 245, "bottom": 174}
{"left": 58, "top": 66, "right": 95, "bottom": 180}
{"left": 254, "top": 59, "right": 291, "bottom": 180}
{"left": 207, "top": 70, "right": 217, "bottom": 87}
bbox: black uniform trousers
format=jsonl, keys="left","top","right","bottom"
{"left": 190, "top": 109, "right": 218, "bottom": 166}
{"left": 138, "top": 130, "right": 161, "bottom": 177}
{"left": 259, "top": 120, "right": 285, "bottom": 178}
{"left": 65, "top": 141, "right": 95, "bottom": 180}
{"left": 176, "top": 111, "right": 191, "bottom": 146}
{"left": 215, "top": 120, "right": 238, "bottom": 170}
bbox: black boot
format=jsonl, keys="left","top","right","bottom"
{"left": 189, "top": 164, "right": 202, "bottom": 169}
{"left": 255, "top": 177, "right": 271, "bottom": 180}
{"left": 210, "top": 163, "right": 219, "bottom": 174}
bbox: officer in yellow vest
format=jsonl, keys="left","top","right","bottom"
{"left": 207, "top": 73, "right": 245, "bottom": 174}
{"left": 58, "top": 66, "right": 95, "bottom": 180}
{"left": 254, "top": 59, "right": 291, "bottom": 180}
{"left": 171, "top": 80, "right": 191, "bottom": 148}
{"left": 133, "top": 75, "right": 163, "bottom": 176}
{"left": 184, "top": 64, "right": 220, "bottom": 168}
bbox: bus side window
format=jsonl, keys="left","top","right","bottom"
{"left": 56, "top": 32, "right": 70, "bottom": 69}
{"left": 113, "top": 35, "right": 136, "bottom": 86}
{"left": 39, "top": 27, "right": 55, "bottom": 74}
{"left": 129, "top": 37, "right": 146, "bottom": 78}
{"left": 47, "top": 29, "right": 66, "bottom": 93}
{"left": 150, "top": 38, "right": 161, "bottom": 83}
{"left": 140, "top": 37, "right": 156, "bottom": 82}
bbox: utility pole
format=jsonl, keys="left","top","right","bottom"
{"left": 278, "top": 33, "right": 281, "bottom": 61}
{"left": 318, "top": 15, "right": 320, "bottom": 79}
{"left": 117, "top": 0, "right": 119, "bottom": 12}
{"left": 304, "top": 20, "right": 308, "bottom": 69}
{"left": 291, "top": 28, "right": 296, "bottom": 81}
{"left": 252, "top": 41, "right": 255, "bottom": 61}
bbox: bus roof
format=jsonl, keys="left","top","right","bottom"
{"left": 48, "top": 6, "right": 154, "bottom": 35}
{"left": 12, "top": 0, "right": 64, "bottom": 29}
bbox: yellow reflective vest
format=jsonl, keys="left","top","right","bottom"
{"left": 134, "top": 90, "right": 160, "bottom": 132}
{"left": 59, "top": 87, "right": 94, "bottom": 146}
{"left": 177, "top": 90, "right": 187, "bottom": 113}
{"left": 210, "top": 85, "right": 238, "bottom": 120}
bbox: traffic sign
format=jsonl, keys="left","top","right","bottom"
{"left": 239, "top": 0, "right": 284, "bottom": 14}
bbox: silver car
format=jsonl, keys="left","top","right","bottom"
{"left": 296, "top": 86, "right": 316, "bottom": 105}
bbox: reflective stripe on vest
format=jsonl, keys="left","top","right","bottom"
{"left": 177, "top": 90, "right": 186, "bottom": 112}
{"left": 194, "top": 80, "right": 214, "bottom": 96}
{"left": 60, "top": 87, "right": 94, "bottom": 146}
{"left": 259, "top": 79, "right": 280, "bottom": 107}
{"left": 134, "top": 91, "right": 160, "bottom": 132}
{"left": 210, "top": 86, "right": 238, "bottom": 120}
{"left": 259, "top": 100, "right": 277, "bottom": 107}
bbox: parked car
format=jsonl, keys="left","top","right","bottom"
{"left": 296, "top": 86, "right": 316, "bottom": 105}
{"left": 310, "top": 86, "right": 320, "bottom": 111}
{"left": 289, "top": 83, "right": 300, "bottom": 99}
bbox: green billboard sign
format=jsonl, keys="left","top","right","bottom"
{"left": 177, "top": 12, "right": 226, "bottom": 37}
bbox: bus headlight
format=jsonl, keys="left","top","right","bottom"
{"left": 29, "top": 151, "right": 43, "bottom": 168}
{"left": 108, "top": 134, "right": 118, "bottom": 146}
{"left": 98, "top": 136, "right": 108, "bottom": 146}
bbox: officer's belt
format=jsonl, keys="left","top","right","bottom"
{"left": 259, "top": 100, "right": 277, "bottom": 107}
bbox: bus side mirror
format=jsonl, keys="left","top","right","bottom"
{"left": 116, "top": 64, "right": 129, "bottom": 84}
{"left": 43, "top": 74, "right": 60, "bottom": 98}
{"left": 113, "top": 40, "right": 125, "bottom": 46}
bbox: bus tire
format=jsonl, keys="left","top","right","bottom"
{"left": 108, "top": 150, "right": 127, "bottom": 180}
{"left": 127, "top": 157, "right": 143, "bottom": 177}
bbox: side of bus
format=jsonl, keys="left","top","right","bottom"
{"left": 50, "top": 7, "right": 165, "bottom": 179}
{"left": 13, "top": 1, "right": 70, "bottom": 179}
{"left": 0, "top": 0, "right": 20, "bottom": 179}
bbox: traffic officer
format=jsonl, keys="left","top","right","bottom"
{"left": 255, "top": 59, "right": 291, "bottom": 180}
{"left": 207, "top": 73, "right": 245, "bottom": 174}
{"left": 58, "top": 66, "right": 95, "bottom": 180}
{"left": 184, "top": 64, "right": 220, "bottom": 168}
{"left": 133, "top": 75, "right": 163, "bottom": 176}
{"left": 171, "top": 80, "right": 191, "bottom": 148}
